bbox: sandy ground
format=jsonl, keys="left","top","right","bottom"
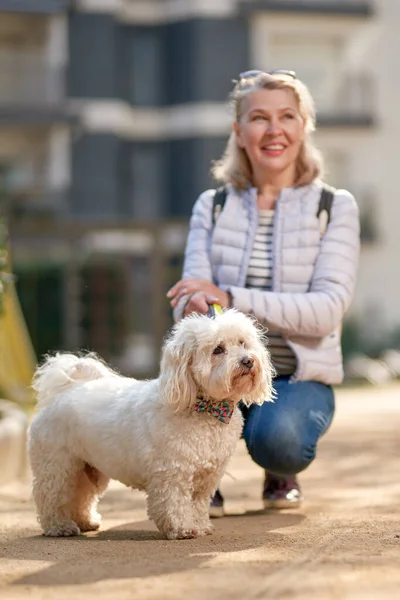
{"left": 0, "top": 383, "right": 399, "bottom": 600}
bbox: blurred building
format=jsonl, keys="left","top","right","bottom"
{"left": 0, "top": 1, "right": 72, "bottom": 363}
{"left": 0, "top": 3, "right": 70, "bottom": 218}
{"left": 1, "top": 0, "right": 397, "bottom": 372}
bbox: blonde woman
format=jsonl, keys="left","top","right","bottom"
{"left": 167, "top": 70, "right": 360, "bottom": 515}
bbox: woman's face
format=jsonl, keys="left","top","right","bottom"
{"left": 233, "top": 87, "right": 306, "bottom": 184}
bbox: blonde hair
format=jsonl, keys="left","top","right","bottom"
{"left": 212, "top": 72, "right": 324, "bottom": 189}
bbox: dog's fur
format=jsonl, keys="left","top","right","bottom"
{"left": 28, "top": 310, "right": 274, "bottom": 540}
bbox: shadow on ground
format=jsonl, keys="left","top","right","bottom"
{"left": 1, "top": 512, "right": 305, "bottom": 587}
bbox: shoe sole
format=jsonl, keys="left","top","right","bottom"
{"left": 209, "top": 506, "right": 225, "bottom": 518}
{"left": 263, "top": 498, "right": 303, "bottom": 510}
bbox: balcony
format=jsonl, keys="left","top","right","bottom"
{"left": 242, "top": 0, "right": 374, "bottom": 17}
{"left": 354, "top": 188, "right": 380, "bottom": 244}
{"left": 0, "top": 0, "right": 69, "bottom": 13}
{"left": 0, "top": 54, "right": 70, "bottom": 124}
{"left": 0, "top": 146, "right": 69, "bottom": 227}
{"left": 315, "top": 72, "right": 376, "bottom": 128}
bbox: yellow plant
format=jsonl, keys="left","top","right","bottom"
{"left": 0, "top": 218, "right": 36, "bottom": 406}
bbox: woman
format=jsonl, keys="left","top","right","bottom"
{"left": 167, "top": 70, "right": 360, "bottom": 516}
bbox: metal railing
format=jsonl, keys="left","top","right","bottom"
{"left": 271, "top": 0, "right": 372, "bottom": 5}
{"left": 0, "top": 0, "right": 68, "bottom": 12}
{"left": 11, "top": 220, "right": 189, "bottom": 378}
{"left": 314, "top": 72, "right": 376, "bottom": 126}
{"left": 0, "top": 55, "right": 65, "bottom": 107}
{"left": 250, "top": 0, "right": 374, "bottom": 12}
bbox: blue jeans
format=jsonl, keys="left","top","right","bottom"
{"left": 242, "top": 377, "right": 335, "bottom": 476}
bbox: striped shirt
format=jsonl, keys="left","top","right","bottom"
{"left": 245, "top": 210, "right": 297, "bottom": 376}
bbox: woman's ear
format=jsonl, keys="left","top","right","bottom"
{"left": 233, "top": 121, "right": 244, "bottom": 148}
{"left": 299, "top": 116, "right": 307, "bottom": 142}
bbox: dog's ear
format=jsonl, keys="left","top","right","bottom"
{"left": 158, "top": 327, "right": 198, "bottom": 411}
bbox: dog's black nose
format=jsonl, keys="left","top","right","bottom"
{"left": 241, "top": 357, "right": 254, "bottom": 369}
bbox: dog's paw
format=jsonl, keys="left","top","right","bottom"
{"left": 76, "top": 514, "right": 102, "bottom": 532}
{"left": 44, "top": 522, "right": 81, "bottom": 537}
{"left": 165, "top": 527, "right": 198, "bottom": 540}
{"left": 77, "top": 519, "right": 101, "bottom": 533}
{"left": 198, "top": 522, "right": 215, "bottom": 536}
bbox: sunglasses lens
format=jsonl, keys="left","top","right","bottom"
{"left": 239, "top": 69, "right": 297, "bottom": 81}
{"left": 269, "top": 69, "right": 297, "bottom": 79}
{"left": 239, "top": 70, "right": 263, "bottom": 79}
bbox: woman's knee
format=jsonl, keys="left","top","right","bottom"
{"left": 243, "top": 380, "right": 335, "bottom": 475}
{"left": 245, "top": 424, "right": 316, "bottom": 475}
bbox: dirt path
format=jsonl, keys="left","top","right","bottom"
{"left": 1, "top": 384, "right": 399, "bottom": 600}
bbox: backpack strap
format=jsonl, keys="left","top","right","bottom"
{"left": 212, "top": 185, "right": 228, "bottom": 226}
{"left": 211, "top": 183, "right": 335, "bottom": 235}
{"left": 317, "top": 185, "right": 335, "bottom": 237}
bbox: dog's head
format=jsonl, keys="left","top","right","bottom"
{"left": 159, "top": 309, "right": 275, "bottom": 412}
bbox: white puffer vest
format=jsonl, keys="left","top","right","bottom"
{"left": 175, "top": 180, "right": 360, "bottom": 385}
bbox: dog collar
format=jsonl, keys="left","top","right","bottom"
{"left": 192, "top": 397, "right": 234, "bottom": 424}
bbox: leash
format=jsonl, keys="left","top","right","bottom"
{"left": 206, "top": 303, "right": 224, "bottom": 318}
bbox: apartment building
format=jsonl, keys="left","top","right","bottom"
{"left": 0, "top": 1, "right": 71, "bottom": 357}
{"left": 0, "top": 2, "right": 70, "bottom": 221}
{"left": 68, "top": 0, "right": 397, "bottom": 348}
{"left": 5, "top": 0, "right": 398, "bottom": 370}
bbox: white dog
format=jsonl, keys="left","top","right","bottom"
{"left": 28, "top": 309, "right": 274, "bottom": 540}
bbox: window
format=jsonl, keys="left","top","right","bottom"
{"left": 267, "top": 35, "right": 343, "bottom": 114}
{"left": 130, "top": 144, "right": 165, "bottom": 219}
{"left": 129, "top": 28, "right": 163, "bottom": 106}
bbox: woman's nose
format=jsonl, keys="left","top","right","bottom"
{"left": 266, "top": 118, "right": 282, "bottom": 135}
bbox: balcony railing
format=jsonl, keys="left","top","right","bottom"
{"left": 242, "top": 0, "right": 374, "bottom": 16}
{"left": 313, "top": 73, "right": 376, "bottom": 127}
{"left": 0, "top": 0, "right": 69, "bottom": 13}
{"left": 0, "top": 55, "right": 65, "bottom": 108}
{"left": 353, "top": 188, "right": 380, "bottom": 244}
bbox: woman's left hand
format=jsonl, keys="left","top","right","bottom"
{"left": 167, "top": 278, "right": 230, "bottom": 308}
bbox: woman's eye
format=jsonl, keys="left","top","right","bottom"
{"left": 213, "top": 345, "right": 225, "bottom": 355}
{"left": 283, "top": 113, "right": 294, "bottom": 120}
{"left": 252, "top": 115, "right": 266, "bottom": 121}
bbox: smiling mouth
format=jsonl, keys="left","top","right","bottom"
{"left": 261, "top": 145, "right": 286, "bottom": 155}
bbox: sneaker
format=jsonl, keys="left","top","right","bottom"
{"left": 262, "top": 472, "right": 303, "bottom": 509}
{"left": 209, "top": 489, "right": 225, "bottom": 518}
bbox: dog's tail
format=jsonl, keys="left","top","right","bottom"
{"left": 32, "top": 352, "right": 119, "bottom": 408}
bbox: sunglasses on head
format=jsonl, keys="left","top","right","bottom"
{"left": 239, "top": 69, "right": 297, "bottom": 81}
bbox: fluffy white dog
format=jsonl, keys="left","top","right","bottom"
{"left": 28, "top": 309, "right": 274, "bottom": 540}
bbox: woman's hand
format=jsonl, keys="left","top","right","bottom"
{"left": 181, "top": 291, "right": 213, "bottom": 317}
{"left": 167, "top": 278, "right": 230, "bottom": 313}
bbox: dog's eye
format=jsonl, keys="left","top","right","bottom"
{"left": 213, "top": 345, "right": 225, "bottom": 355}
{"left": 239, "top": 340, "right": 246, "bottom": 347}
